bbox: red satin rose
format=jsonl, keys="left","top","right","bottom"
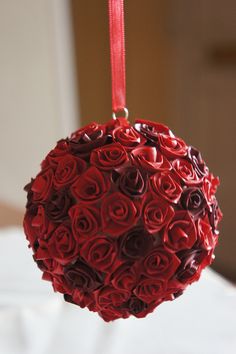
{"left": 31, "top": 168, "right": 54, "bottom": 202}
{"left": 159, "top": 134, "right": 187, "bottom": 158}
{"left": 71, "top": 166, "right": 110, "bottom": 202}
{"left": 80, "top": 235, "right": 117, "bottom": 272}
{"left": 110, "top": 263, "right": 137, "bottom": 291}
{"left": 90, "top": 143, "right": 129, "bottom": 170}
{"left": 69, "top": 204, "right": 100, "bottom": 239}
{"left": 54, "top": 154, "right": 86, "bottom": 189}
{"left": 101, "top": 192, "right": 138, "bottom": 236}
{"left": 134, "top": 277, "right": 166, "bottom": 303}
{"left": 163, "top": 211, "right": 197, "bottom": 252}
{"left": 132, "top": 146, "right": 171, "bottom": 172}
{"left": 150, "top": 171, "right": 182, "bottom": 203}
{"left": 142, "top": 247, "right": 181, "bottom": 279}
{"left": 36, "top": 225, "right": 79, "bottom": 265}
{"left": 23, "top": 118, "right": 221, "bottom": 322}
{"left": 112, "top": 125, "right": 146, "bottom": 150}
{"left": 172, "top": 158, "right": 202, "bottom": 186}
{"left": 143, "top": 195, "right": 175, "bottom": 233}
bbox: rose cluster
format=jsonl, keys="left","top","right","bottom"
{"left": 23, "top": 118, "right": 222, "bottom": 321}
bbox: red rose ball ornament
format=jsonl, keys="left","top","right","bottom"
{"left": 23, "top": 118, "right": 222, "bottom": 321}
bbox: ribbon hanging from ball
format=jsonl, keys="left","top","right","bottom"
{"left": 23, "top": 0, "right": 222, "bottom": 322}
{"left": 108, "top": 0, "right": 127, "bottom": 116}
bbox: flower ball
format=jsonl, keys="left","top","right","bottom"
{"left": 23, "top": 118, "right": 222, "bottom": 322}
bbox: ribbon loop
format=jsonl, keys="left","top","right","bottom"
{"left": 108, "top": 0, "right": 126, "bottom": 114}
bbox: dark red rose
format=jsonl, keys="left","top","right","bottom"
{"left": 71, "top": 166, "right": 110, "bottom": 202}
{"left": 180, "top": 187, "right": 206, "bottom": 217}
{"left": 132, "top": 146, "right": 171, "bottom": 172}
{"left": 37, "top": 225, "right": 79, "bottom": 265}
{"left": 69, "top": 122, "right": 107, "bottom": 157}
{"left": 163, "top": 211, "right": 197, "bottom": 252}
{"left": 134, "top": 119, "right": 173, "bottom": 142}
{"left": 101, "top": 192, "right": 138, "bottom": 236}
{"left": 45, "top": 189, "right": 73, "bottom": 222}
{"left": 64, "top": 259, "right": 103, "bottom": 292}
{"left": 96, "top": 285, "right": 130, "bottom": 308}
{"left": 54, "top": 154, "right": 86, "bottom": 189}
{"left": 90, "top": 143, "right": 129, "bottom": 171}
{"left": 176, "top": 248, "right": 208, "bottom": 284}
{"left": 112, "top": 125, "right": 146, "bottom": 150}
{"left": 118, "top": 227, "right": 152, "bottom": 260}
{"left": 80, "top": 236, "right": 116, "bottom": 272}
{"left": 197, "top": 215, "right": 217, "bottom": 251}
{"left": 142, "top": 247, "right": 181, "bottom": 279}
{"left": 125, "top": 296, "right": 148, "bottom": 318}
{"left": 208, "top": 201, "right": 222, "bottom": 234}
{"left": 41, "top": 139, "right": 70, "bottom": 169}
{"left": 110, "top": 263, "right": 137, "bottom": 291}
{"left": 203, "top": 173, "right": 220, "bottom": 205}
{"left": 134, "top": 277, "right": 166, "bottom": 303}
{"left": 150, "top": 171, "right": 182, "bottom": 203}
{"left": 159, "top": 134, "right": 187, "bottom": 158}
{"left": 31, "top": 168, "right": 54, "bottom": 202}
{"left": 69, "top": 204, "right": 100, "bottom": 239}
{"left": 172, "top": 159, "right": 202, "bottom": 186}
{"left": 144, "top": 196, "right": 175, "bottom": 233}
{"left": 188, "top": 146, "right": 209, "bottom": 178}
{"left": 116, "top": 166, "right": 147, "bottom": 197}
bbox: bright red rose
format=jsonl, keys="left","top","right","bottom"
{"left": 197, "top": 215, "right": 217, "bottom": 251}
{"left": 150, "top": 171, "right": 182, "bottom": 203}
{"left": 112, "top": 125, "right": 146, "bottom": 150}
{"left": 41, "top": 139, "right": 70, "bottom": 169}
{"left": 90, "top": 143, "right": 129, "bottom": 171}
{"left": 203, "top": 173, "right": 220, "bottom": 205}
{"left": 96, "top": 285, "right": 130, "bottom": 308}
{"left": 110, "top": 263, "right": 138, "bottom": 291}
{"left": 159, "top": 134, "right": 187, "bottom": 158}
{"left": 80, "top": 235, "right": 117, "bottom": 272}
{"left": 142, "top": 247, "right": 180, "bottom": 279}
{"left": 23, "top": 205, "right": 56, "bottom": 248}
{"left": 51, "top": 273, "right": 73, "bottom": 295}
{"left": 31, "top": 168, "right": 54, "bottom": 202}
{"left": 54, "top": 154, "right": 86, "bottom": 189}
{"left": 38, "top": 225, "right": 79, "bottom": 265}
{"left": 101, "top": 192, "right": 138, "bottom": 236}
{"left": 143, "top": 196, "right": 175, "bottom": 233}
{"left": 69, "top": 204, "right": 100, "bottom": 239}
{"left": 71, "top": 166, "right": 110, "bottom": 202}
{"left": 172, "top": 158, "right": 202, "bottom": 186}
{"left": 132, "top": 146, "right": 171, "bottom": 172}
{"left": 163, "top": 211, "right": 197, "bottom": 252}
{"left": 134, "top": 277, "right": 166, "bottom": 303}
{"left": 98, "top": 307, "right": 129, "bottom": 322}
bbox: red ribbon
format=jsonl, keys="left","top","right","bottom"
{"left": 108, "top": 0, "right": 126, "bottom": 114}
